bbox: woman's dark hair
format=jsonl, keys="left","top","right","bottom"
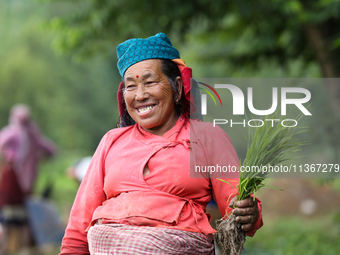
{"left": 117, "top": 59, "right": 185, "bottom": 127}
{"left": 160, "top": 59, "right": 186, "bottom": 116}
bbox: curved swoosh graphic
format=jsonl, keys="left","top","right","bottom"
{"left": 199, "top": 87, "right": 217, "bottom": 106}
{"left": 198, "top": 82, "right": 223, "bottom": 106}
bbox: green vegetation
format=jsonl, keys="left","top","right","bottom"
{"left": 35, "top": 152, "right": 80, "bottom": 208}
{"left": 216, "top": 116, "right": 307, "bottom": 255}
{"left": 244, "top": 216, "right": 340, "bottom": 255}
{"left": 239, "top": 116, "right": 306, "bottom": 200}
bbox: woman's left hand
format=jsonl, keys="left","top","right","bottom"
{"left": 229, "top": 196, "right": 259, "bottom": 232}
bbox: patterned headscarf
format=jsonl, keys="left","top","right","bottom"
{"left": 117, "top": 33, "right": 180, "bottom": 79}
{"left": 116, "top": 33, "right": 198, "bottom": 128}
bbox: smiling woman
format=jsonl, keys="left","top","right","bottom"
{"left": 123, "top": 59, "right": 182, "bottom": 136}
{"left": 60, "top": 33, "right": 263, "bottom": 255}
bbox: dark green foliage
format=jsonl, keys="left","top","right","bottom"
{"left": 43, "top": 0, "right": 340, "bottom": 75}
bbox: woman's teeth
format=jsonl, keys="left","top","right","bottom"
{"left": 138, "top": 105, "right": 154, "bottom": 113}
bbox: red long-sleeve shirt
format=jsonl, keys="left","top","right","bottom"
{"left": 60, "top": 117, "right": 263, "bottom": 254}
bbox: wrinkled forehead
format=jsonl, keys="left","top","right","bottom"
{"left": 124, "top": 59, "right": 164, "bottom": 81}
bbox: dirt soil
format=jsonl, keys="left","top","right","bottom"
{"left": 257, "top": 178, "right": 340, "bottom": 219}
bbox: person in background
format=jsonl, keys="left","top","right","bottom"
{"left": 0, "top": 104, "right": 56, "bottom": 254}
{"left": 66, "top": 156, "right": 92, "bottom": 184}
{"left": 60, "top": 33, "right": 263, "bottom": 255}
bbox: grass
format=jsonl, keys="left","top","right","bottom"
{"left": 239, "top": 115, "right": 307, "bottom": 200}
{"left": 218, "top": 114, "right": 307, "bottom": 202}
{"left": 244, "top": 216, "right": 340, "bottom": 255}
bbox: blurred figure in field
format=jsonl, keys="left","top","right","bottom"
{"left": 0, "top": 104, "right": 56, "bottom": 255}
{"left": 66, "top": 156, "right": 92, "bottom": 184}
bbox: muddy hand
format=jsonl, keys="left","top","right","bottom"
{"left": 229, "top": 196, "right": 259, "bottom": 232}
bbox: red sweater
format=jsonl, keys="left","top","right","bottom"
{"left": 60, "top": 117, "right": 263, "bottom": 254}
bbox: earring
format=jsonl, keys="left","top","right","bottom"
{"left": 174, "top": 90, "right": 179, "bottom": 104}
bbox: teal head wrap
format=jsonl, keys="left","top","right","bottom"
{"left": 117, "top": 33, "right": 180, "bottom": 79}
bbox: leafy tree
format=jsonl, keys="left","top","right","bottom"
{"left": 43, "top": 0, "right": 339, "bottom": 73}
{"left": 43, "top": 0, "right": 340, "bottom": 115}
{"left": 0, "top": 0, "right": 119, "bottom": 153}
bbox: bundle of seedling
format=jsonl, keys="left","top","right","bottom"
{"left": 216, "top": 116, "right": 306, "bottom": 255}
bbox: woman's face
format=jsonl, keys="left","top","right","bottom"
{"left": 123, "top": 59, "right": 182, "bottom": 136}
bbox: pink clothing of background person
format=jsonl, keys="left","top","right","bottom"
{"left": 0, "top": 104, "right": 56, "bottom": 254}
{"left": 0, "top": 104, "right": 56, "bottom": 204}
